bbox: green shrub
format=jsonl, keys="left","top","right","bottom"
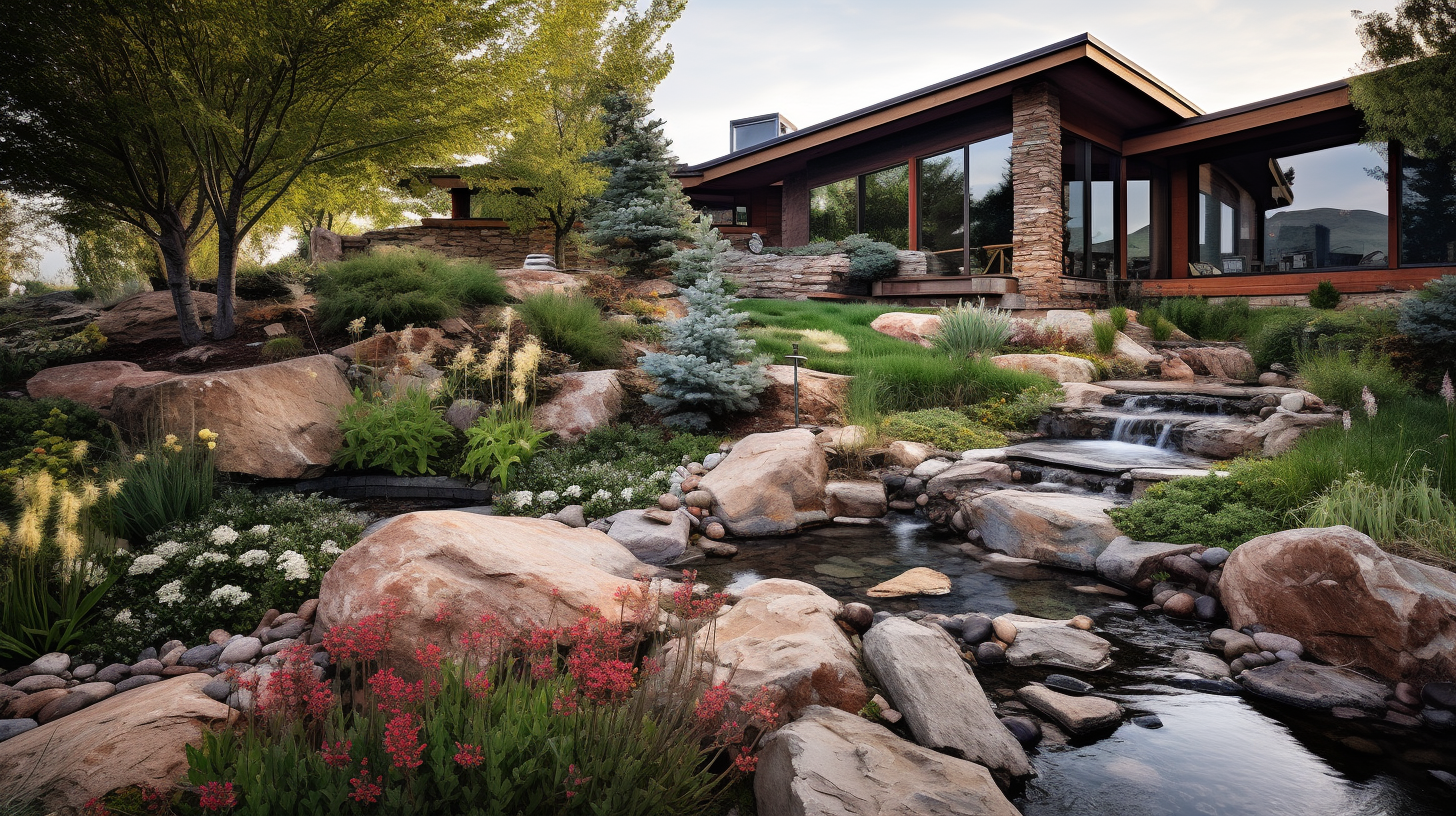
{"left": 1301, "top": 470, "right": 1456, "bottom": 556}
{"left": 1106, "top": 465, "right": 1285, "bottom": 550}
{"left": 335, "top": 389, "right": 456, "bottom": 476}
{"left": 85, "top": 490, "right": 364, "bottom": 662}
{"left": 880, "top": 408, "right": 1007, "bottom": 451}
{"left": 1397, "top": 274, "right": 1456, "bottom": 361}
{"left": 261, "top": 336, "right": 305, "bottom": 361}
{"left": 1138, "top": 305, "right": 1162, "bottom": 329}
{"left": 236, "top": 256, "right": 309, "bottom": 301}
{"left": 1308, "top": 280, "right": 1342, "bottom": 310}
{"left": 1247, "top": 312, "right": 1309, "bottom": 368}
{"left": 313, "top": 250, "right": 507, "bottom": 334}
{"left": 1092, "top": 318, "right": 1117, "bottom": 354}
{"left": 517, "top": 292, "right": 622, "bottom": 367}
{"left": 1155, "top": 297, "right": 1253, "bottom": 340}
{"left": 841, "top": 233, "right": 901, "bottom": 281}
{"left": 0, "top": 398, "right": 113, "bottom": 475}
{"left": 1294, "top": 348, "right": 1409, "bottom": 412}
{"left": 106, "top": 429, "right": 217, "bottom": 545}
{"left": 460, "top": 408, "right": 551, "bottom": 490}
{"left": 1108, "top": 306, "right": 1128, "bottom": 332}
{"left": 931, "top": 300, "right": 1014, "bottom": 358}
{"left": 963, "top": 385, "right": 1065, "bottom": 431}
{"left": 1150, "top": 318, "right": 1174, "bottom": 342}
{"left": 0, "top": 323, "right": 109, "bottom": 383}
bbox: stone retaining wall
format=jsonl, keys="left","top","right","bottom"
{"left": 720, "top": 250, "right": 928, "bottom": 300}
{"left": 312, "top": 224, "right": 608, "bottom": 271}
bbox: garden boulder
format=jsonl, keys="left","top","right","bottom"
{"left": 1096, "top": 536, "right": 1201, "bottom": 589}
{"left": 603, "top": 508, "right": 690, "bottom": 564}
{"left": 762, "top": 365, "right": 851, "bottom": 426}
{"left": 965, "top": 491, "right": 1121, "bottom": 571}
{"left": 755, "top": 706, "right": 1021, "bottom": 816}
{"left": 676, "top": 579, "right": 867, "bottom": 718}
{"left": 1174, "top": 346, "right": 1258, "bottom": 382}
{"left": 532, "top": 370, "right": 624, "bottom": 443}
{"left": 0, "top": 675, "right": 233, "bottom": 815}
{"left": 497, "top": 269, "right": 586, "bottom": 301}
{"left": 111, "top": 355, "right": 355, "bottom": 480}
{"left": 317, "top": 512, "right": 654, "bottom": 667}
{"left": 96, "top": 290, "right": 217, "bottom": 345}
{"left": 1220, "top": 525, "right": 1456, "bottom": 683}
{"left": 698, "top": 429, "right": 829, "bottom": 536}
{"left": 333, "top": 327, "right": 448, "bottom": 364}
{"left": 824, "top": 480, "right": 887, "bottom": 519}
{"left": 27, "top": 361, "right": 175, "bottom": 413}
{"left": 990, "top": 353, "right": 1097, "bottom": 383}
{"left": 868, "top": 312, "right": 941, "bottom": 347}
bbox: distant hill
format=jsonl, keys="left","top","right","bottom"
{"left": 1264, "top": 207, "right": 1387, "bottom": 262}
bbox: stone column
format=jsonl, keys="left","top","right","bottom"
{"left": 781, "top": 171, "right": 811, "bottom": 248}
{"left": 1011, "top": 83, "right": 1066, "bottom": 307}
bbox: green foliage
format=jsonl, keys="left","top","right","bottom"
{"left": 107, "top": 430, "right": 217, "bottom": 545}
{"left": 962, "top": 385, "right": 1066, "bottom": 431}
{"left": 763, "top": 234, "right": 901, "bottom": 282}
{"left": 516, "top": 292, "right": 622, "bottom": 367}
{"left": 670, "top": 215, "right": 732, "bottom": 288}
{"left": 87, "top": 490, "right": 364, "bottom": 662}
{"left": 1308, "top": 280, "right": 1342, "bottom": 310}
{"left": 1092, "top": 318, "right": 1117, "bottom": 354}
{"left": 879, "top": 408, "right": 1007, "bottom": 451}
{"left": 1350, "top": 3, "right": 1456, "bottom": 151}
{"left": 498, "top": 424, "right": 720, "bottom": 519}
{"left": 0, "top": 398, "right": 112, "bottom": 475}
{"left": 460, "top": 408, "right": 551, "bottom": 490}
{"left": 1248, "top": 307, "right": 1399, "bottom": 369}
{"left": 1156, "top": 297, "right": 1253, "bottom": 341}
{"left": 1137, "top": 306, "right": 1162, "bottom": 329}
{"left": 1301, "top": 469, "right": 1456, "bottom": 556}
{"left": 932, "top": 300, "right": 1014, "bottom": 358}
{"left": 261, "top": 336, "right": 305, "bottom": 361}
{"left": 1294, "top": 348, "right": 1410, "bottom": 412}
{"left": 1150, "top": 318, "right": 1173, "bottom": 342}
{"left": 313, "top": 251, "right": 506, "bottom": 334}
{"left": 335, "top": 389, "right": 457, "bottom": 476}
{"left": 237, "top": 257, "right": 309, "bottom": 302}
{"left": 0, "top": 322, "right": 109, "bottom": 383}
{"left": 1398, "top": 274, "right": 1456, "bottom": 360}
{"left": 1106, "top": 466, "right": 1285, "bottom": 550}
{"left": 1108, "top": 306, "right": 1128, "bottom": 332}
{"left": 1, "top": 549, "right": 117, "bottom": 662}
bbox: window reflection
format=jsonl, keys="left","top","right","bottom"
{"left": 809, "top": 178, "right": 857, "bottom": 243}
{"left": 918, "top": 148, "right": 966, "bottom": 274}
{"left": 915, "top": 134, "right": 1012, "bottom": 275}
{"left": 1063, "top": 135, "right": 1116, "bottom": 279}
{"left": 862, "top": 164, "right": 909, "bottom": 248}
{"left": 1401, "top": 142, "right": 1456, "bottom": 266}
{"left": 1264, "top": 143, "right": 1388, "bottom": 271}
{"left": 967, "top": 135, "right": 1013, "bottom": 273}
{"left": 1127, "top": 160, "right": 1169, "bottom": 279}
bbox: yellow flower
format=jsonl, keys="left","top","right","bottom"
{"left": 105, "top": 478, "right": 125, "bottom": 497}
{"left": 164, "top": 433, "right": 178, "bottom": 446}
{"left": 198, "top": 429, "right": 217, "bottom": 442}
{"left": 133, "top": 453, "right": 146, "bottom": 463}
{"left": 207, "top": 441, "right": 216, "bottom": 450}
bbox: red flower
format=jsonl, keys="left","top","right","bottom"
{"left": 433, "top": 602, "right": 455, "bottom": 623}
{"left": 323, "top": 598, "right": 402, "bottom": 664}
{"left": 564, "top": 763, "right": 591, "bottom": 799}
{"left": 383, "top": 712, "right": 426, "bottom": 771}
{"left": 349, "top": 759, "right": 384, "bottom": 804}
{"left": 695, "top": 682, "right": 732, "bottom": 724}
{"left": 253, "top": 642, "right": 332, "bottom": 729}
{"left": 140, "top": 785, "right": 170, "bottom": 813}
{"left": 321, "top": 740, "right": 353, "bottom": 768}
{"left": 453, "top": 741, "right": 485, "bottom": 768}
{"left": 741, "top": 685, "right": 783, "bottom": 730}
{"left": 414, "top": 643, "right": 444, "bottom": 671}
{"left": 82, "top": 798, "right": 111, "bottom": 816}
{"left": 668, "top": 571, "right": 727, "bottom": 620}
{"left": 732, "top": 748, "right": 758, "bottom": 773}
{"left": 466, "top": 669, "right": 492, "bottom": 700}
{"left": 197, "top": 781, "right": 236, "bottom": 811}
{"left": 368, "top": 667, "right": 425, "bottom": 713}
{"left": 551, "top": 689, "right": 578, "bottom": 717}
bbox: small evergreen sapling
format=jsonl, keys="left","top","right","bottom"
{"left": 670, "top": 215, "right": 731, "bottom": 288}
{"left": 641, "top": 223, "right": 768, "bottom": 429}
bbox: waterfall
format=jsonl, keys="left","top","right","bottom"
{"left": 1110, "top": 415, "right": 1176, "bottom": 449}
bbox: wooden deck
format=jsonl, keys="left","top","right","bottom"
{"left": 871, "top": 274, "right": 1022, "bottom": 307}
{"left": 1139, "top": 267, "right": 1448, "bottom": 297}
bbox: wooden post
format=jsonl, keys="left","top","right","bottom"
{"left": 1388, "top": 141, "right": 1401, "bottom": 269}
{"left": 449, "top": 188, "right": 472, "bottom": 220}
{"left": 781, "top": 171, "right": 810, "bottom": 247}
{"left": 1116, "top": 156, "right": 1128, "bottom": 281}
{"left": 1170, "top": 160, "right": 1191, "bottom": 278}
{"left": 908, "top": 157, "right": 919, "bottom": 251}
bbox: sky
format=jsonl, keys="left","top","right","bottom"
{"left": 650, "top": 0, "right": 1398, "bottom": 166}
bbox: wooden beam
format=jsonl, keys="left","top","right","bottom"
{"left": 1122, "top": 87, "right": 1351, "bottom": 156}
{"left": 1141, "top": 267, "right": 1442, "bottom": 297}
{"left": 1388, "top": 143, "right": 1402, "bottom": 269}
{"left": 907, "top": 156, "right": 919, "bottom": 251}
{"left": 1170, "top": 161, "right": 1191, "bottom": 278}
{"left": 1116, "top": 156, "right": 1128, "bottom": 280}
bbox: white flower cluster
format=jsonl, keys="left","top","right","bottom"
{"left": 114, "top": 609, "right": 137, "bottom": 627}
{"left": 238, "top": 549, "right": 270, "bottom": 567}
{"left": 507, "top": 490, "right": 534, "bottom": 507}
{"left": 591, "top": 489, "right": 611, "bottom": 502}
{"left": 620, "top": 487, "right": 634, "bottom": 501}
{"left": 156, "top": 580, "right": 186, "bottom": 605}
{"left": 319, "top": 540, "right": 344, "bottom": 556}
{"left": 189, "top": 551, "right": 229, "bottom": 568}
{"left": 208, "top": 585, "right": 252, "bottom": 606}
{"left": 275, "top": 550, "right": 311, "bottom": 581}
{"left": 210, "top": 525, "right": 239, "bottom": 546}
{"left": 154, "top": 540, "right": 188, "bottom": 559}
{"left": 249, "top": 525, "right": 271, "bottom": 536}
{"left": 538, "top": 490, "right": 560, "bottom": 505}
{"left": 129, "top": 554, "right": 167, "bottom": 576}
{"left": 563, "top": 485, "right": 583, "bottom": 498}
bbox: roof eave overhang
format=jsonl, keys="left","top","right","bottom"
{"left": 1122, "top": 82, "right": 1354, "bottom": 156}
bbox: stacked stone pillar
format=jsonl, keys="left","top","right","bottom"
{"left": 1011, "top": 83, "right": 1071, "bottom": 307}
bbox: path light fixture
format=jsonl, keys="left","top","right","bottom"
{"left": 785, "top": 342, "right": 809, "bottom": 428}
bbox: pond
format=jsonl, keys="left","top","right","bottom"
{"left": 694, "top": 517, "right": 1456, "bottom": 816}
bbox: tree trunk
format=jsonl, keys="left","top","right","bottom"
{"left": 213, "top": 221, "right": 238, "bottom": 340}
{"left": 554, "top": 226, "right": 568, "bottom": 270}
{"left": 155, "top": 210, "right": 204, "bottom": 346}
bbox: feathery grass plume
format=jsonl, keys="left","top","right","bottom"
{"left": 511, "top": 340, "right": 543, "bottom": 405}
{"left": 931, "top": 299, "right": 1014, "bottom": 359}
{"left": 15, "top": 509, "right": 43, "bottom": 554}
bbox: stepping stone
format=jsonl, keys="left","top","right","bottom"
{"left": 866, "top": 567, "right": 951, "bottom": 598}
{"left": 1044, "top": 674, "right": 1094, "bottom": 695}
{"left": 1018, "top": 685, "right": 1122, "bottom": 735}
{"left": 1239, "top": 661, "right": 1388, "bottom": 712}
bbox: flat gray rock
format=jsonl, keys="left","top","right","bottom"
{"left": 1096, "top": 536, "right": 1201, "bottom": 588}
{"left": 0, "top": 718, "right": 38, "bottom": 743}
{"left": 29, "top": 652, "right": 70, "bottom": 676}
{"left": 1171, "top": 649, "right": 1231, "bottom": 680}
{"left": 605, "top": 509, "right": 690, "bottom": 565}
{"left": 1018, "top": 684, "right": 1122, "bottom": 734}
{"left": 999, "top": 615, "right": 1113, "bottom": 672}
{"left": 1239, "top": 661, "right": 1388, "bottom": 712}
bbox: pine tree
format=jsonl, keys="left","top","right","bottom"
{"left": 640, "top": 222, "right": 767, "bottom": 429}
{"left": 668, "top": 214, "right": 731, "bottom": 288}
{"left": 584, "top": 91, "right": 693, "bottom": 276}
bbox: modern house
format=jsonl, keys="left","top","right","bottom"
{"left": 671, "top": 34, "right": 1455, "bottom": 307}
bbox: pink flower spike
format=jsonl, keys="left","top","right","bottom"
{"left": 1442, "top": 371, "right": 1454, "bottom": 407}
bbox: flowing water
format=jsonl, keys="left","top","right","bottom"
{"left": 694, "top": 518, "right": 1456, "bottom": 815}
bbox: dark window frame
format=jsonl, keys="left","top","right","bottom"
{"left": 913, "top": 131, "right": 1014, "bottom": 276}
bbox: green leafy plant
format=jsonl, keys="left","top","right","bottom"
{"left": 313, "top": 250, "right": 507, "bottom": 335}
{"left": 932, "top": 299, "right": 1014, "bottom": 358}
{"left": 1150, "top": 318, "right": 1174, "bottom": 342}
{"left": 1301, "top": 469, "right": 1456, "bottom": 557}
{"left": 0, "top": 397, "right": 112, "bottom": 467}
{"left": 1308, "top": 280, "right": 1342, "bottom": 310}
{"left": 335, "top": 389, "right": 456, "bottom": 476}
{"left": 262, "top": 336, "right": 305, "bottom": 361}
{"left": 0, "top": 322, "right": 108, "bottom": 383}
{"left": 1108, "top": 306, "right": 1128, "bottom": 332}
{"left": 762, "top": 233, "right": 902, "bottom": 282}
{"left": 1138, "top": 305, "right": 1163, "bottom": 330}
{"left": 460, "top": 408, "right": 551, "bottom": 490}
{"left": 1092, "top": 318, "right": 1117, "bottom": 354}
{"left": 107, "top": 429, "right": 217, "bottom": 545}
{"left": 1294, "top": 347, "right": 1410, "bottom": 412}
{"left": 1106, "top": 466, "right": 1284, "bottom": 550}
{"left": 962, "top": 385, "right": 1065, "bottom": 431}
{"left": 880, "top": 408, "right": 1007, "bottom": 451}
{"left": 516, "top": 291, "right": 622, "bottom": 368}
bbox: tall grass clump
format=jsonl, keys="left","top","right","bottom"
{"left": 931, "top": 299, "right": 1013, "bottom": 358}
{"left": 314, "top": 250, "right": 507, "bottom": 334}
{"left": 1092, "top": 318, "right": 1117, "bottom": 354}
{"left": 516, "top": 291, "right": 622, "bottom": 367}
{"left": 108, "top": 429, "right": 217, "bottom": 545}
{"left": 1294, "top": 348, "right": 1409, "bottom": 412}
{"left": 1300, "top": 470, "right": 1456, "bottom": 560}
{"left": 1108, "top": 306, "right": 1128, "bottom": 332}
{"left": 1150, "top": 318, "right": 1173, "bottom": 342}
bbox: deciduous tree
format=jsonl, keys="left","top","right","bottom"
{"left": 1351, "top": 1, "right": 1456, "bottom": 149}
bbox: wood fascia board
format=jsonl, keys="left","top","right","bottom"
{"left": 1082, "top": 48, "right": 1202, "bottom": 118}
{"left": 1122, "top": 87, "right": 1353, "bottom": 156}
{"left": 688, "top": 50, "right": 1085, "bottom": 186}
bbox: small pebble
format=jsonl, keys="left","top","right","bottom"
{"left": 1132, "top": 714, "right": 1164, "bottom": 729}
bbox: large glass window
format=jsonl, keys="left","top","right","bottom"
{"left": 1063, "top": 135, "right": 1116, "bottom": 279}
{"left": 809, "top": 178, "right": 857, "bottom": 243}
{"left": 1264, "top": 143, "right": 1388, "bottom": 271}
{"left": 966, "top": 135, "right": 1013, "bottom": 273}
{"left": 918, "top": 148, "right": 966, "bottom": 274}
{"left": 861, "top": 164, "right": 909, "bottom": 248}
{"left": 916, "top": 134, "right": 1011, "bottom": 275}
{"left": 1400, "top": 143, "right": 1456, "bottom": 266}
{"left": 1126, "top": 160, "right": 1170, "bottom": 279}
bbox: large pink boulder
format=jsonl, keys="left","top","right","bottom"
{"left": 27, "top": 361, "right": 174, "bottom": 412}
{"left": 1221, "top": 526, "right": 1456, "bottom": 683}
{"left": 868, "top": 312, "right": 941, "bottom": 347}
{"left": 96, "top": 291, "right": 217, "bottom": 345}
{"left": 698, "top": 429, "right": 829, "bottom": 536}
{"left": 532, "top": 370, "right": 624, "bottom": 443}
{"left": 315, "top": 512, "right": 653, "bottom": 667}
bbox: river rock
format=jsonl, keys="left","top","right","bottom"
{"left": 868, "top": 312, "right": 942, "bottom": 347}
{"left": 866, "top": 568, "right": 951, "bottom": 598}
{"left": 991, "top": 353, "right": 1097, "bottom": 383}
{"left": 1175, "top": 346, "right": 1257, "bottom": 381}
{"left": 1210, "top": 628, "right": 1259, "bottom": 659}
{"left": 1058, "top": 382, "right": 1115, "bottom": 408}
{"left": 1113, "top": 332, "right": 1159, "bottom": 368}
{"left": 178, "top": 644, "right": 224, "bottom": 668}
{"left": 531, "top": 370, "right": 624, "bottom": 444}
{"left": 1000, "top": 716, "right": 1042, "bottom": 748}
{"left": 1162, "top": 592, "right": 1196, "bottom": 617}
{"left": 9, "top": 689, "right": 68, "bottom": 720}
{"left": 1172, "top": 649, "right": 1231, "bottom": 679}
{"left": 13, "top": 675, "right": 67, "bottom": 693}
{"left": 0, "top": 718, "right": 38, "bottom": 743}
{"left": 967, "top": 491, "right": 1120, "bottom": 571}
{"left": 27, "top": 361, "right": 175, "bottom": 413}
{"left": 604, "top": 509, "right": 690, "bottom": 564}
{"left": 1253, "top": 632, "right": 1304, "bottom": 657}
{"left": 29, "top": 653, "right": 70, "bottom": 676}
{"left": 997, "top": 614, "right": 1113, "bottom": 671}
{"left": 1239, "top": 660, "right": 1389, "bottom": 712}
{"left": 37, "top": 682, "right": 116, "bottom": 723}
{"left": 115, "top": 675, "right": 164, "bottom": 693}
{"left": 1043, "top": 674, "right": 1094, "bottom": 695}
{"left": 1181, "top": 419, "right": 1263, "bottom": 459}
{"left": 862, "top": 617, "right": 1032, "bottom": 783}
{"left": 218, "top": 637, "right": 262, "bottom": 665}
{"left": 925, "top": 461, "right": 1013, "bottom": 497}
{"left": 1018, "top": 684, "right": 1122, "bottom": 734}
{"left": 111, "top": 355, "right": 355, "bottom": 480}
{"left": 1161, "top": 356, "right": 1196, "bottom": 380}
{"left": 1423, "top": 682, "right": 1456, "bottom": 710}
{"left": 837, "top": 602, "right": 874, "bottom": 634}
{"left": 317, "top": 512, "right": 652, "bottom": 668}
{"left": 697, "top": 429, "right": 828, "bottom": 536}
{"left": 911, "top": 458, "right": 954, "bottom": 480}
{"left": 975, "top": 641, "right": 1007, "bottom": 665}
{"left": 1221, "top": 525, "right": 1456, "bottom": 683}
{"left": 884, "top": 440, "right": 936, "bottom": 469}
{"left": 95, "top": 290, "right": 218, "bottom": 345}
{"left": 672, "top": 579, "right": 867, "bottom": 718}
{"left": 754, "top": 705, "right": 1021, "bottom": 816}
{"left": 824, "top": 481, "right": 887, "bottom": 519}
{"left": 1095, "top": 536, "right": 1201, "bottom": 588}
